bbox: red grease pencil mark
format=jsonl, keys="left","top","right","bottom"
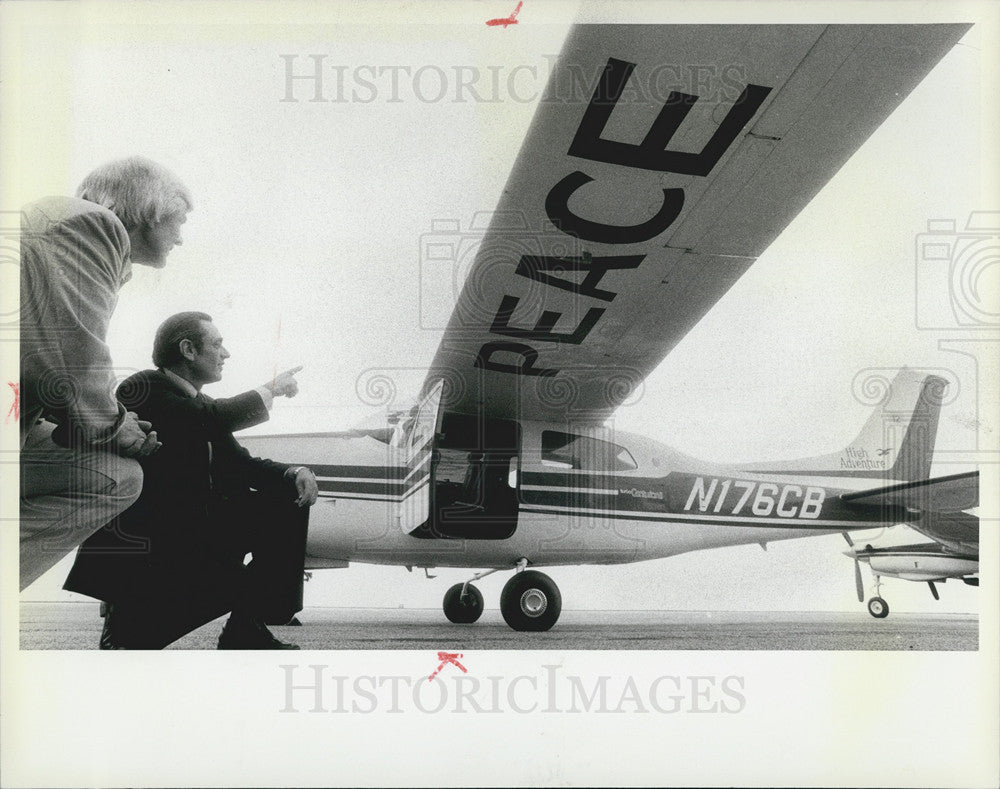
{"left": 486, "top": 1, "right": 522, "bottom": 28}
{"left": 6, "top": 382, "right": 19, "bottom": 422}
{"left": 429, "top": 651, "right": 467, "bottom": 682}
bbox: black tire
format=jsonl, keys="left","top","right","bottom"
{"left": 500, "top": 570, "right": 561, "bottom": 632}
{"left": 867, "top": 596, "right": 889, "bottom": 619}
{"left": 443, "top": 583, "right": 484, "bottom": 624}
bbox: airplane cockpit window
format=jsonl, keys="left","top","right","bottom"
{"left": 541, "top": 431, "right": 638, "bottom": 472}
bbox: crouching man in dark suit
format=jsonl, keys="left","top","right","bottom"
{"left": 64, "top": 311, "right": 318, "bottom": 649}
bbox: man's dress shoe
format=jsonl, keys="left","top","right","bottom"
{"left": 217, "top": 615, "right": 300, "bottom": 650}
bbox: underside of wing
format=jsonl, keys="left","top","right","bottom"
{"left": 424, "top": 23, "right": 970, "bottom": 423}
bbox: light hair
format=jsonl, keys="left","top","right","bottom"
{"left": 76, "top": 156, "right": 192, "bottom": 231}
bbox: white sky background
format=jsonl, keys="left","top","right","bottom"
{"left": 8, "top": 2, "right": 997, "bottom": 615}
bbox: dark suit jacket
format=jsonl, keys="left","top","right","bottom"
{"left": 64, "top": 369, "right": 296, "bottom": 605}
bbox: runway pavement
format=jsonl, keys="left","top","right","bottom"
{"left": 18, "top": 602, "right": 977, "bottom": 650}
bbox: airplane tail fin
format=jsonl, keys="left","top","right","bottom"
{"left": 853, "top": 369, "right": 946, "bottom": 481}
{"left": 742, "top": 369, "right": 948, "bottom": 481}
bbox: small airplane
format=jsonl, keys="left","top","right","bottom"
{"left": 242, "top": 22, "right": 979, "bottom": 630}
{"left": 841, "top": 473, "right": 979, "bottom": 618}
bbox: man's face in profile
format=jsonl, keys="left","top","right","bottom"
{"left": 188, "top": 320, "right": 230, "bottom": 387}
{"left": 133, "top": 210, "right": 187, "bottom": 268}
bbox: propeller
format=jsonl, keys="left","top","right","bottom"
{"left": 842, "top": 532, "right": 864, "bottom": 602}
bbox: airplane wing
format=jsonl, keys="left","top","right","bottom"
{"left": 423, "top": 23, "right": 970, "bottom": 423}
{"left": 842, "top": 470, "right": 980, "bottom": 553}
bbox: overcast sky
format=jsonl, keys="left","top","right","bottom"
{"left": 7, "top": 3, "right": 996, "bottom": 616}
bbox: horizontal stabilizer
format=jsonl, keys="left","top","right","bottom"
{"left": 841, "top": 470, "right": 979, "bottom": 512}
{"left": 843, "top": 471, "right": 979, "bottom": 553}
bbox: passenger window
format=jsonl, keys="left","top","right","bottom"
{"left": 541, "top": 431, "right": 637, "bottom": 471}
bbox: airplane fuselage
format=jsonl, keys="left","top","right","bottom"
{"left": 242, "top": 420, "right": 898, "bottom": 572}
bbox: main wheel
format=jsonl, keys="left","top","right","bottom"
{"left": 443, "top": 583, "right": 484, "bottom": 624}
{"left": 867, "top": 596, "right": 889, "bottom": 619}
{"left": 500, "top": 570, "right": 561, "bottom": 632}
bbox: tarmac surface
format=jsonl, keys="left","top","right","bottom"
{"left": 19, "top": 602, "right": 977, "bottom": 650}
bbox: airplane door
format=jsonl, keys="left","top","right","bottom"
{"left": 394, "top": 380, "right": 443, "bottom": 534}
{"left": 431, "top": 412, "right": 521, "bottom": 540}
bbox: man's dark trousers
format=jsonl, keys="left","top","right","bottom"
{"left": 71, "top": 491, "right": 308, "bottom": 649}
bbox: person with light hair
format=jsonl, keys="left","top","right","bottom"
{"left": 19, "top": 156, "right": 192, "bottom": 590}
{"left": 75, "top": 157, "right": 192, "bottom": 266}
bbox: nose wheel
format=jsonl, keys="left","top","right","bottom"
{"left": 443, "top": 583, "right": 484, "bottom": 623}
